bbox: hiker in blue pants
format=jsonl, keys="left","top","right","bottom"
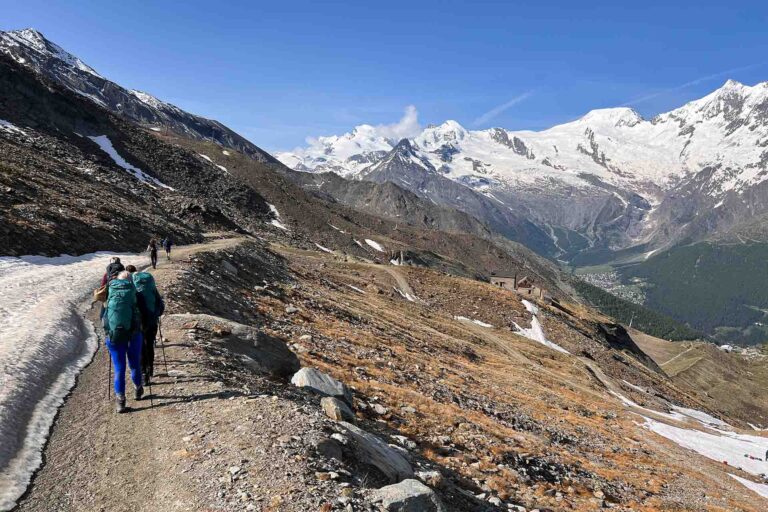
{"left": 106, "top": 331, "right": 144, "bottom": 412}
{"left": 102, "top": 270, "right": 146, "bottom": 413}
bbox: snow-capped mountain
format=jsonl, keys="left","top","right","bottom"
{"left": 278, "top": 80, "right": 768, "bottom": 261}
{"left": 0, "top": 28, "right": 276, "bottom": 163}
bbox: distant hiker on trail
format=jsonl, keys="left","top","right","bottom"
{"left": 162, "top": 237, "right": 173, "bottom": 261}
{"left": 126, "top": 264, "right": 164, "bottom": 385}
{"left": 102, "top": 270, "right": 145, "bottom": 413}
{"left": 147, "top": 238, "right": 159, "bottom": 269}
{"left": 100, "top": 256, "right": 125, "bottom": 286}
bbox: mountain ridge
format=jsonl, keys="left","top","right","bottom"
{"left": 0, "top": 28, "right": 277, "bottom": 163}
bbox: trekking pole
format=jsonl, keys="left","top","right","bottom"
{"left": 107, "top": 350, "right": 112, "bottom": 400}
{"left": 148, "top": 380, "right": 154, "bottom": 409}
{"left": 158, "top": 319, "right": 169, "bottom": 375}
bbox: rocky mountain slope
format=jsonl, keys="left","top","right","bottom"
{"left": 13, "top": 236, "right": 768, "bottom": 511}
{"left": 0, "top": 29, "right": 276, "bottom": 163}
{"left": 2, "top": 28, "right": 768, "bottom": 512}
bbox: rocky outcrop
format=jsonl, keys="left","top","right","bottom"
{"left": 291, "top": 368, "right": 353, "bottom": 404}
{"left": 321, "top": 396, "right": 356, "bottom": 423}
{"left": 337, "top": 422, "right": 413, "bottom": 483}
{"left": 162, "top": 314, "right": 300, "bottom": 379}
{"left": 371, "top": 479, "right": 446, "bottom": 512}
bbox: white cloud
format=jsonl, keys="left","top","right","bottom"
{"left": 472, "top": 91, "right": 534, "bottom": 127}
{"left": 374, "top": 105, "right": 421, "bottom": 140}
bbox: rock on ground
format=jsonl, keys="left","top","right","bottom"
{"left": 163, "top": 313, "right": 300, "bottom": 379}
{"left": 291, "top": 367, "right": 353, "bottom": 404}
{"left": 337, "top": 422, "right": 413, "bottom": 483}
{"left": 371, "top": 479, "right": 447, "bottom": 512}
{"left": 321, "top": 396, "right": 356, "bottom": 423}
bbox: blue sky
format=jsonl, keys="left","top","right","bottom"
{"left": 3, "top": 0, "right": 768, "bottom": 151}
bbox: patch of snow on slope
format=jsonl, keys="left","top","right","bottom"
{"left": 328, "top": 224, "right": 347, "bottom": 234}
{"left": 454, "top": 316, "right": 493, "bottom": 328}
{"left": 729, "top": 474, "right": 768, "bottom": 500}
{"left": 0, "top": 251, "right": 126, "bottom": 510}
{"left": 346, "top": 284, "right": 366, "bottom": 294}
{"left": 0, "top": 119, "right": 25, "bottom": 135}
{"left": 314, "top": 243, "right": 333, "bottom": 254}
{"left": 642, "top": 417, "right": 768, "bottom": 477}
{"left": 513, "top": 300, "right": 569, "bottom": 353}
{"left": 394, "top": 287, "right": 418, "bottom": 302}
{"left": 87, "top": 135, "right": 173, "bottom": 189}
{"left": 671, "top": 406, "right": 731, "bottom": 429}
{"left": 267, "top": 204, "right": 288, "bottom": 231}
{"left": 365, "top": 239, "right": 385, "bottom": 252}
{"left": 198, "top": 153, "right": 212, "bottom": 162}
{"left": 216, "top": 164, "right": 229, "bottom": 174}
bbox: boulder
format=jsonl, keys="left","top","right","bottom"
{"left": 371, "top": 479, "right": 446, "bottom": 511}
{"left": 291, "top": 368, "right": 352, "bottom": 404}
{"left": 162, "top": 314, "right": 299, "bottom": 379}
{"left": 338, "top": 422, "right": 413, "bottom": 482}
{"left": 314, "top": 438, "right": 343, "bottom": 461}
{"left": 321, "top": 396, "right": 356, "bottom": 423}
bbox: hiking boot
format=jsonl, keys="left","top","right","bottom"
{"left": 134, "top": 386, "right": 144, "bottom": 401}
{"left": 143, "top": 372, "right": 151, "bottom": 386}
{"left": 116, "top": 394, "right": 127, "bottom": 414}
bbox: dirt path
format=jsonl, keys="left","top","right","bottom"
{"left": 14, "top": 236, "right": 244, "bottom": 512}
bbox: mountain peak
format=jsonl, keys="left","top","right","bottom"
{"left": 0, "top": 27, "right": 103, "bottom": 78}
{"left": 721, "top": 78, "right": 744, "bottom": 89}
{"left": 581, "top": 107, "right": 643, "bottom": 127}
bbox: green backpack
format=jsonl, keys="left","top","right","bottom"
{"left": 106, "top": 278, "right": 137, "bottom": 343}
{"left": 132, "top": 271, "right": 159, "bottom": 316}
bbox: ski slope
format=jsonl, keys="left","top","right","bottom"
{"left": 0, "top": 252, "right": 124, "bottom": 511}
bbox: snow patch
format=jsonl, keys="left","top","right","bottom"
{"left": 513, "top": 300, "right": 569, "bottom": 354}
{"left": 346, "top": 284, "right": 366, "bottom": 294}
{"left": 198, "top": 153, "right": 213, "bottom": 162}
{"left": 216, "top": 164, "right": 229, "bottom": 174}
{"left": 0, "top": 251, "right": 128, "bottom": 510}
{"left": 729, "top": 474, "right": 768, "bottom": 500}
{"left": 267, "top": 203, "right": 289, "bottom": 231}
{"left": 394, "top": 287, "right": 418, "bottom": 302}
{"left": 328, "top": 224, "right": 347, "bottom": 234}
{"left": 454, "top": 316, "right": 493, "bottom": 328}
{"left": 0, "top": 119, "right": 25, "bottom": 135}
{"left": 87, "top": 135, "right": 173, "bottom": 189}
{"left": 642, "top": 417, "right": 768, "bottom": 477}
{"left": 314, "top": 243, "right": 333, "bottom": 254}
{"left": 365, "top": 239, "right": 385, "bottom": 252}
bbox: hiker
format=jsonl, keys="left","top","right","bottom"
{"left": 126, "top": 264, "right": 164, "bottom": 385}
{"left": 100, "top": 256, "right": 125, "bottom": 286}
{"left": 162, "top": 236, "right": 173, "bottom": 261}
{"left": 147, "top": 238, "right": 159, "bottom": 269}
{"left": 102, "top": 270, "right": 145, "bottom": 413}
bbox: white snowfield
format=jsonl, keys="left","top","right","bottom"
{"left": 0, "top": 252, "right": 124, "bottom": 510}
{"left": 513, "top": 300, "right": 569, "bottom": 354}
{"left": 278, "top": 80, "right": 768, "bottom": 201}
{"left": 87, "top": 135, "right": 173, "bottom": 190}
{"left": 365, "top": 239, "right": 385, "bottom": 252}
{"left": 613, "top": 381, "right": 768, "bottom": 500}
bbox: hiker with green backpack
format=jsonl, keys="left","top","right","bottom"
{"left": 126, "top": 265, "right": 165, "bottom": 385}
{"left": 102, "top": 270, "right": 146, "bottom": 413}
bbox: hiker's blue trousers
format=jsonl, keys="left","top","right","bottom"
{"left": 106, "top": 332, "right": 143, "bottom": 395}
